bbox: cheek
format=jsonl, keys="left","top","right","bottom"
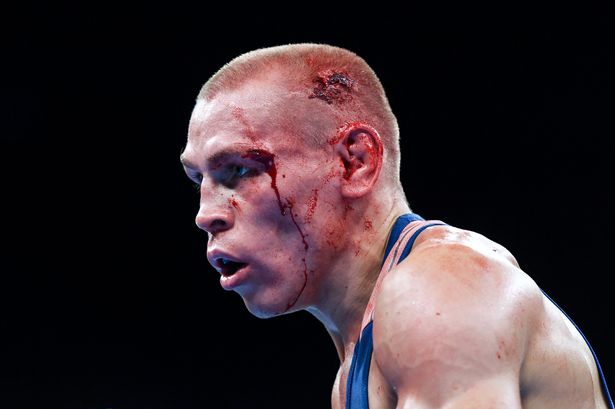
{"left": 299, "top": 162, "right": 340, "bottom": 223}
{"left": 325, "top": 226, "right": 343, "bottom": 250}
{"left": 287, "top": 162, "right": 345, "bottom": 248}
{"left": 322, "top": 204, "right": 353, "bottom": 250}
{"left": 223, "top": 183, "right": 276, "bottom": 231}
{"left": 234, "top": 173, "right": 305, "bottom": 241}
{"left": 303, "top": 189, "right": 319, "bottom": 224}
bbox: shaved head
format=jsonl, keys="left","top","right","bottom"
{"left": 197, "top": 43, "right": 402, "bottom": 188}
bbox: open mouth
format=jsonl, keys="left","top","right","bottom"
{"left": 216, "top": 258, "right": 248, "bottom": 277}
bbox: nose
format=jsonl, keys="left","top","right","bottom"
{"left": 195, "top": 195, "right": 235, "bottom": 235}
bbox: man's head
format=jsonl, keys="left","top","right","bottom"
{"left": 181, "top": 44, "right": 406, "bottom": 318}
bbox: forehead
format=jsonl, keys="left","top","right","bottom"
{"left": 184, "top": 81, "right": 331, "bottom": 161}
{"left": 189, "top": 86, "right": 285, "bottom": 149}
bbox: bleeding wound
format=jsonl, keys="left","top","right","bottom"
{"left": 309, "top": 71, "right": 355, "bottom": 104}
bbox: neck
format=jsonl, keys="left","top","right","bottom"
{"left": 306, "top": 193, "right": 411, "bottom": 362}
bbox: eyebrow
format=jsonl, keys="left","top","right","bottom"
{"left": 180, "top": 145, "right": 261, "bottom": 170}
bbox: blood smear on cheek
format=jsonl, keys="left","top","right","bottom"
{"left": 242, "top": 148, "right": 310, "bottom": 312}
{"left": 304, "top": 189, "right": 319, "bottom": 224}
{"left": 229, "top": 198, "right": 240, "bottom": 210}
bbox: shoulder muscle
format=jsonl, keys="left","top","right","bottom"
{"left": 372, "top": 237, "right": 541, "bottom": 407}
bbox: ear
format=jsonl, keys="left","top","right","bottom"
{"left": 335, "top": 123, "right": 384, "bottom": 198}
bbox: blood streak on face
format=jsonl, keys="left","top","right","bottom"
{"left": 240, "top": 149, "right": 282, "bottom": 211}
{"left": 240, "top": 148, "right": 310, "bottom": 311}
{"left": 229, "top": 197, "right": 240, "bottom": 210}
{"left": 304, "top": 189, "right": 319, "bottom": 224}
{"left": 231, "top": 106, "right": 259, "bottom": 142}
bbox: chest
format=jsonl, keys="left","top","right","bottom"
{"left": 332, "top": 353, "right": 397, "bottom": 409}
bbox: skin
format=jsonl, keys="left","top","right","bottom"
{"left": 181, "top": 74, "right": 610, "bottom": 408}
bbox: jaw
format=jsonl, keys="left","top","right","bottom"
{"left": 235, "top": 263, "right": 313, "bottom": 319}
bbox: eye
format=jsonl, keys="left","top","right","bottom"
{"left": 191, "top": 173, "right": 203, "bottom": 191}
{"left": 234, "top": 165, "right": 250, "bottom": 178}
{"left": 226, "top": 164, "right": 252, "bottom": 180}
{"left": 218, "top": 164, "right": 254, "bottom": 187}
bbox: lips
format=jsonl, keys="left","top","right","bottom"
{"left": 208, "top": 250, "right": 248, "bottom": 277}
{"left": 215, "top": 258, "right": 248, "bottom": 277}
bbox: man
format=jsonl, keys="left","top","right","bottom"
{"left": 180, "top": 44, "right": 613, "bottom": 408}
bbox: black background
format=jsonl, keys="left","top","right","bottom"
{"left": 2, "top": 4, "right": 613, "bottom": 409}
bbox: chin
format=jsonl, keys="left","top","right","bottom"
{"left": 241, "top": 296, "right": 298, "bottom": 319}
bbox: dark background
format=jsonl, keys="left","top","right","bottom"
{"left": 2, "top": 4, "right": 613, "bottom": 409}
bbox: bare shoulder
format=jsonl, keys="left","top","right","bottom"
{"left": 374, "top": 224, "right": 542, "bottom": 321}
{"left": 372, "top": 224, "right": 544, "bottom": 406}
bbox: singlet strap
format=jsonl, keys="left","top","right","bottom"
{"left": 360, "top": 220, "right": 446, "bottom": 332}
{"left": 380, "top": 213, "right": 425, "bottom": 268}
{"left": 346, "top": 214, "right": 445, "bottom": 409}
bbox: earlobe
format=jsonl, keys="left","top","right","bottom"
{"left": 335, "top": 123, "right": 384, "bottom": 198}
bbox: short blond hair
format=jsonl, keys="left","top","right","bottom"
{"left": 198, "top": 43, "right": 401, "bottom": 185}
